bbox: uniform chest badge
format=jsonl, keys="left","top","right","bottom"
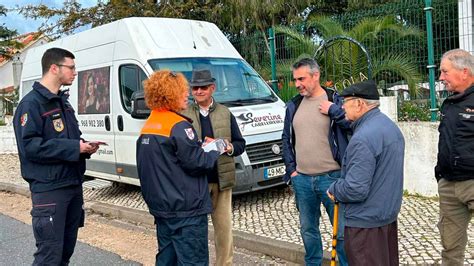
{"left": 53, "top": 118, "right": 65, "bottom": 132}
{"left": 20, "top": 113, "right": 28, "bottom": 126}
{"left": 184, "top": 128, "right": 195, "bottom": 140}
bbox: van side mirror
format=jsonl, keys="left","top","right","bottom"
{"left": 131, "top": 91, "right": 150, "bottom": 119}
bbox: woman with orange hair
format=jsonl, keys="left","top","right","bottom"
{"left": 136, "top": 70, "right": 220, "bottom": 265}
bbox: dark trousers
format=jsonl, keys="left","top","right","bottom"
{"left": 155, "top": 214, "right": 209, "bottom": 266}
{"left": 344, "top": 221, "right": 399, "bottom": 266}
{"left": 31, "top": 185, "right": 84, "bottom": 266}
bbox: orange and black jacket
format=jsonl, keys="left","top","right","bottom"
{"left": 136, "top": 110, "right": 220, "bottom": 218}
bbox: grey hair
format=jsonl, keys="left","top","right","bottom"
{"left": 441, "top": 49, "right": 474, "bottom": 75}
{"left": 362, "top": 99, "right": 380, "bottom": 108}
{"left": 292, "top": 58, "right": 320, "bottom": 75}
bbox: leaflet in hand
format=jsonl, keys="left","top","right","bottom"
{"left": 202, "top": 137, "right": 227, "bottom": 154}
{"left": 88, "top": 141, "right": 108, "bottom": 146}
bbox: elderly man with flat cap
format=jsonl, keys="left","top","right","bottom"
{"left": 327, "top": 80, "right": 405, "bottom": 266}
{"left": 182, "top": 68, "right": 245, "bottom": 265}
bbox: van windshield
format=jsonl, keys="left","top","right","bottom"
{"left": 148, "top": 58, "right": 278, "bottom": 106}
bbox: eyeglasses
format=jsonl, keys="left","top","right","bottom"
{"left": 57, "top": 64, "right": 76, "bottom": 71}
{"left": 342, "top": 97, "right": 360, "bottom": 104}
{"left": 192, "top": 85, "right": 210, "bottom": 91}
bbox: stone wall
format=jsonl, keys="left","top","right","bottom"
{"left": 0, "top": 125, "right": 17, "bottom": 154}
{"left": 398, "top": 122, "right": 439, "bottom": 197}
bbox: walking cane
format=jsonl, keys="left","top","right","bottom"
{"left": 330, "top": 201, "right": 339, "bottom": 266}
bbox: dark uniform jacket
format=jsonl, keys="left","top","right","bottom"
{"left": 435, "top": 85, "right": 474, "bottom": 182}
{"left": 136, "top": 110, "right": 220, "bottom": 219}
{"left": 282, "top": 87, "right": 351, "bottom": 184}
{"left": 13, "top": 82, "right": 86, "bottom": 193}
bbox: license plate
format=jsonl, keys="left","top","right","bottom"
{"left": 264, "top": 165, "right": 286, "bottom": 180}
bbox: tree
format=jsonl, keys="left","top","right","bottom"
{"left": 18, "top": 0, "right": 223, "bottom": 39}
{"left": 0, "top": 5, "right": 22, "bottom": 58}
{"left": 275, "top": 15, "right": 423, "bottom": 97}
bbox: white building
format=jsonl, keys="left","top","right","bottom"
{"left": 459, "top": 0, "right": 473, "bottom": 53}
{"left": 0, "top": 33, "right": 49, "bottom": 120}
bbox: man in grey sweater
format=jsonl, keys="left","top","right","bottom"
{"left": 327, "top": 80, "right": 405, "bottom": 266}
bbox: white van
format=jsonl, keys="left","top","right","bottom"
{"left": 20, "top": 17, "right": 286, "bottom": 194}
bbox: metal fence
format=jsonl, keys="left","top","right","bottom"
{"left": 231, "top": 0, "right": 473, "bottom": 120}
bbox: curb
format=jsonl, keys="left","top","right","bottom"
{"left": 0, "top": 182, "right": 310, "bottom": 264}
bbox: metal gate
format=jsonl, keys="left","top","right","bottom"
{"left": 314, "top": 36, "right": 372, "bottom": 92}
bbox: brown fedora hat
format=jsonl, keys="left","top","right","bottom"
{"left": 190, "top": 69, "right": 215, "bottom": 87}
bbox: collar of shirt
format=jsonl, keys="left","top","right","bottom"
{"left": 198, "top": 98, "right": 214, "bottom": 117}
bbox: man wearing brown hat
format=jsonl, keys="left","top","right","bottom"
{"left": 181, "top": 69, "right": 246, "bottom": 265}
{"left": 327, "top": 80, "right": 405, "bottom": 266}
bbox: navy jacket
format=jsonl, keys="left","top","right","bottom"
{"left": 328, "top": 109, "right": 405, "bottom": 228}
{"left": 13, "top": 82, "right": 86, "bottom": 193}
{"left": 435, "top": 85, "right": 474, "bottom": 182}
{"left": 282, "top": 88, "right": 351, "bottom": 184}
{"left": 136, "top": 110, "right": 220, "bottom": 219}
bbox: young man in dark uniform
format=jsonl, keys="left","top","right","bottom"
{"left": 13, "top": 47, "right": 98, "bottom": 265}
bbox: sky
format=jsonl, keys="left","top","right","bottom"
{"left": 1, "top": 0, "right": 99, "bottom": 35}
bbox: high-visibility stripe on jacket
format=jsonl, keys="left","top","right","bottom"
{"left": 136, "top": 109, "right": 220, "bottom": 218}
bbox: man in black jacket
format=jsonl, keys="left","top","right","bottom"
{"left": 436, "top": 48, "right": 474, "bottom": 265}
{"left": 13, "top": 48, "right": 98, "bottom": 265}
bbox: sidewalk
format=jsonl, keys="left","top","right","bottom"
{"left": 0, "top": 153, "right": 472, "bottom": 265}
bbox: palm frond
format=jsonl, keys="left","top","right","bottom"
{"left": 306, "top": 15, "right": 345, "bottom": 39}
{"left": 371, "top": 53, "right": 423, "bottom": 98}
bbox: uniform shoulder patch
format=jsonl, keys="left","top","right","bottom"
{"left": 20, "top": 113, "right": 28, "bottom": 126}
{"left": 53, "top": 118, "right": 64, "bottom": 132}
{"left": 184, "top": 128, "right": 195, "bottom": 140}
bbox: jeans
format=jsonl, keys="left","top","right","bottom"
{"left": 292, "top": 171, "right": 348, "bottom": 266}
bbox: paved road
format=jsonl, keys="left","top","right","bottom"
{"left": 0, "top": 213, "right": 139, "bottom": 266}
{"left": 0, "top": 152, "right": 472, "bottom": 264}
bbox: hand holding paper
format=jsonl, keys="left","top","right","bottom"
{"left": 202, "top": 137, "right": 227, "bottom": 154}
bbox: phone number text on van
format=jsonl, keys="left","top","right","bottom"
{"left": 80, "top": 119, "right": 105, "bottom": 128}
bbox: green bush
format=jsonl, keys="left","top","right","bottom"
{"left": 277, "top": 80, "right": 298, "bottom": 102}
{"left": 398, "top": 100, "right": 433, "bottom": 121}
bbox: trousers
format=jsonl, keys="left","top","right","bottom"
{"left": 31, "top": 185, "right": 84, "bottom": 266}
{"left": 344, "top": 221, "right": 399, "bottom": 266}
{"left": 155, "top": 214, "right": 209, "bottom": 265}
{"left": 209, "top": 183, "right": 233, "bottom": 266}
{"left": 292, "top": 171, "right": 348, "bottom": 266}
{"left": 438, "top": 178, "right": 474, "bottom": 266}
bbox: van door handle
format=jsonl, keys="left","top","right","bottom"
{"left": 117, "top": 115, "right": 124, "bottom": 131}
{"left": 104, "top": 115, "right": 111, "bottom": 131}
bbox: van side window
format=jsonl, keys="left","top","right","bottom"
{"left": 119, "top": 64, "right": 147, "bottom": 113}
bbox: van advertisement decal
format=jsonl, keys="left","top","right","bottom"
{"left": 236, "top": 112, "right": 283, "bottom": 132}
{"left": 78, "top": 67, "right": 110, "bottom": 115}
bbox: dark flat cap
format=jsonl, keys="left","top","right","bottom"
{"left": 190, "top": 69, "right": 215, "bottom": 87}
{"left": 341, "top": 80, "right": 379, "bottom": 100}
